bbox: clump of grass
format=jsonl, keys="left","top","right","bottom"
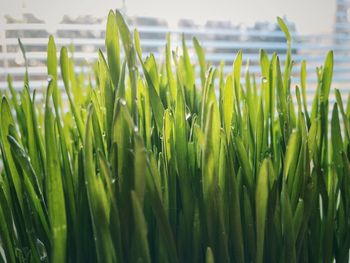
{"left": 0, "top": 10, "right": 350, "bottom": 263}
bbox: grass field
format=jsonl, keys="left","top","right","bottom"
{"left": 0, "top": 10, "right": 349, "bottom": 263}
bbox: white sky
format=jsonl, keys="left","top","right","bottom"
{"left": 0, "top": 0, "right": 336, "bottom": 34}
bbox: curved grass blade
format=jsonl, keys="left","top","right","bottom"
{"left": 277, "top": 17, "right": 291, "bottom": 43}
{"left": 0, "top": 97, "right": 24, "bottom": 209}
{"left": 60, "top": 46, "right": 85, "bottom": 141}
{"left": 193, "top": 37, "right": 206, "bottom": 89}
{"left": 223, "top": 75, "right": 233, "bottom": 142}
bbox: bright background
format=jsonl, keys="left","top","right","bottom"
{"left": 0, "top": 0, "right": 336, "bottom": 34}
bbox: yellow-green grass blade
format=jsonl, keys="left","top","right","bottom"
{"left": 206, "top": 247, "right": 215, "bottom": 263}
{"left": 300, "top": 60, "right": 310, "bottom": 126}
{"left": 193, "top": 37, "right": 206, "bottom": 89}
{"left": 130, "top": 191, "right": 151, "bottom": 263}
{"left": 165, "top": 34, "right": 177, "bottom": 105}
{"left": 223, "top": 75, "right": 234, "bottom": 142}
{"left": 256, "top": 159, "right": 271, "bottom": 263}
{"left": 321, "top": 51, "right": 334, "bottom": 103}
{"left": 84, "top": 105, "right": 116, "bottom": 263}
{"left": 7, "top": 135, "right": 48, "bottom": 229}
{"left": 277, "top": 17, "right": 291, "bottom": 43}
{"left": 134, "top": 133, "right": 146, "bottom": 204}
{"left": 18, "top": 38, "right": 29, "bottom": 85}
{"left": 134, "top": 29, "right": 165, "bottom": 133}
{"left": 106, "top": 10, "right": 121, "bottom": 89}
{"left": 98, "top": 49, "right": 114, "bottom": 149}
{"left": 335, "top": 89, "right": 350, "bottom": 142}
{"left": 0, "top": 185, "right": 16, "bottom": 262}
{"left": 233, "top": 50, "right": 242, "bottom": 122}
{"left": 0, "top": 97, "right": 24, "bottom": 210}
{"left": 60, "top": 46, "right": 85, "bottom": 141}
{"left": 234, "top": 135, "right": 253, "bottom": 192}
{"left": 181, "top": 34, "right": 195, "bottom": 112}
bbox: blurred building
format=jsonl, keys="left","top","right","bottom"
{"left": 0, "top": 9, "right": 349, "bottom": 105}
{"left": 333, "top": 0, "right": 350, "bottom": 90}
{"left": 335, "top": 0, "right": 350, "bottom": 35}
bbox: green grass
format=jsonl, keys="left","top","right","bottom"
{"left": 0, "top": 10, "right": 350, "bottom": 262}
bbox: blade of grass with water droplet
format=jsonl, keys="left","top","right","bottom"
{"left": 60, "top": 47, "right": 85, "bottom": 141}
{"left": 7, "top": 135, "right": 48, "bottom": 232}
{"left": 98, "top": 49, "right": 114, "bottom": 149}
{"left": 22, "top": 86, "right": 42, "bottom": 180}
{"left": 134, "top": 29, "right": 164, "bottom": 133}
{"left": 0, "top": 97, "right": 24, "bottom": 210}
{"left": 115, "top": 10, "right": 138, "bottom": 124}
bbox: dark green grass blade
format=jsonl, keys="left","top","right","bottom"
{"left": 45, "top": 80, "right": 67, "bottom": 263}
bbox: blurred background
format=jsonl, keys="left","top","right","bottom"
{"left": 0, "top": 0, "right": 349, "bottom": 104}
